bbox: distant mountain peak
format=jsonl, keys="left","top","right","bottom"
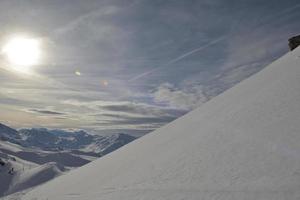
{"left": 0, "top": 123, "right": 20, "bottom": 142}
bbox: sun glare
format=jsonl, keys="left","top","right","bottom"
{"left": 2, "top": 36, "right": 41, "bottom": 73}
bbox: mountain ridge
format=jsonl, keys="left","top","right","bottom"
{"left": 0, "top": 124, "right": 136, "bottom": 155}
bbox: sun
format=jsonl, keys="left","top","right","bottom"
{"left": 2, "top": 36, "right": 41, "bottom": 72}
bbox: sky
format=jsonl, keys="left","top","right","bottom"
{"left": 0, "top": 0, "right": 300, "bottom": 136}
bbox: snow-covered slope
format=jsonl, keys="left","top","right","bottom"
{"left": 5, "top": 162, "right": 64, "bottom": 196}
{"left": 0, "top": 141, "right": 65, "bottom": 197}
{"left": 7, "top": 47, "right": 300, "bottom": 200}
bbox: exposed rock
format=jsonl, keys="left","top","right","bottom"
{"left": 288, "top": 34, "right": 300, "bottom": 51}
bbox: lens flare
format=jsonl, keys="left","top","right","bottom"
{"left": 75, "top": 71, "right": 81, "bottom": 76}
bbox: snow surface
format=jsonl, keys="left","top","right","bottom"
{"left": 0, "top": 139, "right": 93, "bottom": 197}
{"left": 5, "top": 162, "right": 64, "bottom": 195}
{"left": 5, "top": 47, "right": 300, "bottom": 200}
{"left": 0, "top": 141, "right": 64, "bottom": 197}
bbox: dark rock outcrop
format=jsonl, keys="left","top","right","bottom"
{"left": 288, "top": 35, "right": 300, "bottom": 51}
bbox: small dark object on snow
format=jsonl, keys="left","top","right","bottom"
{"left": 8, "top": 167, "right": 14, "bottom": 175}
{"left": 288, "top": 35, "right": 300, "bottom": 51}
{"left": 10, "top": 156, "right": 16, "bottom": 161}
{"left": 0, "top": 159, "right": 5, "bottom": 166}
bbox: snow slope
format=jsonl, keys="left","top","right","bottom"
{"left": 0, "top": 138, "right": 90, "bottom": 197}
{"left": 5, "top": 162, "right": 64, "bottom": 196}
{"left": 0, "top": 141, "right": 65, "bottom": 197}
{"left": 7, "top": 47, "right": 300, "bottom": 200}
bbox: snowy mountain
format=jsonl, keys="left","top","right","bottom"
{"left": 6, "top": 47, "right": 300, "bottom": 200}
{"left": 18, "top": 128, "right": 95, "bottom": 151}
{"left": 0, "top": 124, "right": 21, "bottom": 143}
{"left": 0, "top": 124, "right": 136, "bottom": 197}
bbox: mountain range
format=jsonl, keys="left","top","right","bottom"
{"left": 0, "top": 123, "right": 136, "bottom": 155}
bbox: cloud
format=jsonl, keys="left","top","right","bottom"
{"left": 100, "top": 102, "right": 183, "bottom": 117}
{"left": 61, "top": 99, "right": 185, "bottom": 131}
{"left": 153, "top": 83, "right": 208, "bottom": 110}
{"left": 129, "top": 35, "right": 227, "bottom": 82}
{"left": 54, "top": 5, "right": 120, "bottom": 37}
{"left": 62, "top": 99, "right": 184, "bottom": 116}
{"left": 97, "top": 113, "right": 176, "bottom": 125}
{"left": 27, "top": 109, "right": 65, "bottom": 115}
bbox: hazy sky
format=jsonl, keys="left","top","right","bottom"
{"left": 0, "top": 0, "right": 300, "bottom": 136}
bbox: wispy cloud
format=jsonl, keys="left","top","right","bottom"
{"left": 129, "top": 35, "right": 227, "bottom": 82}
{"left": 153, "top": 83, "right": 208, "bottom": 110}
{"left": 53, "top": 5, "right": 120, "bottom": 37}
{"left": 60, "top": 99, "right": 185, "bottom": 132}
{"left": 27, "top": 109, "right": 65, "bottom": 115}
